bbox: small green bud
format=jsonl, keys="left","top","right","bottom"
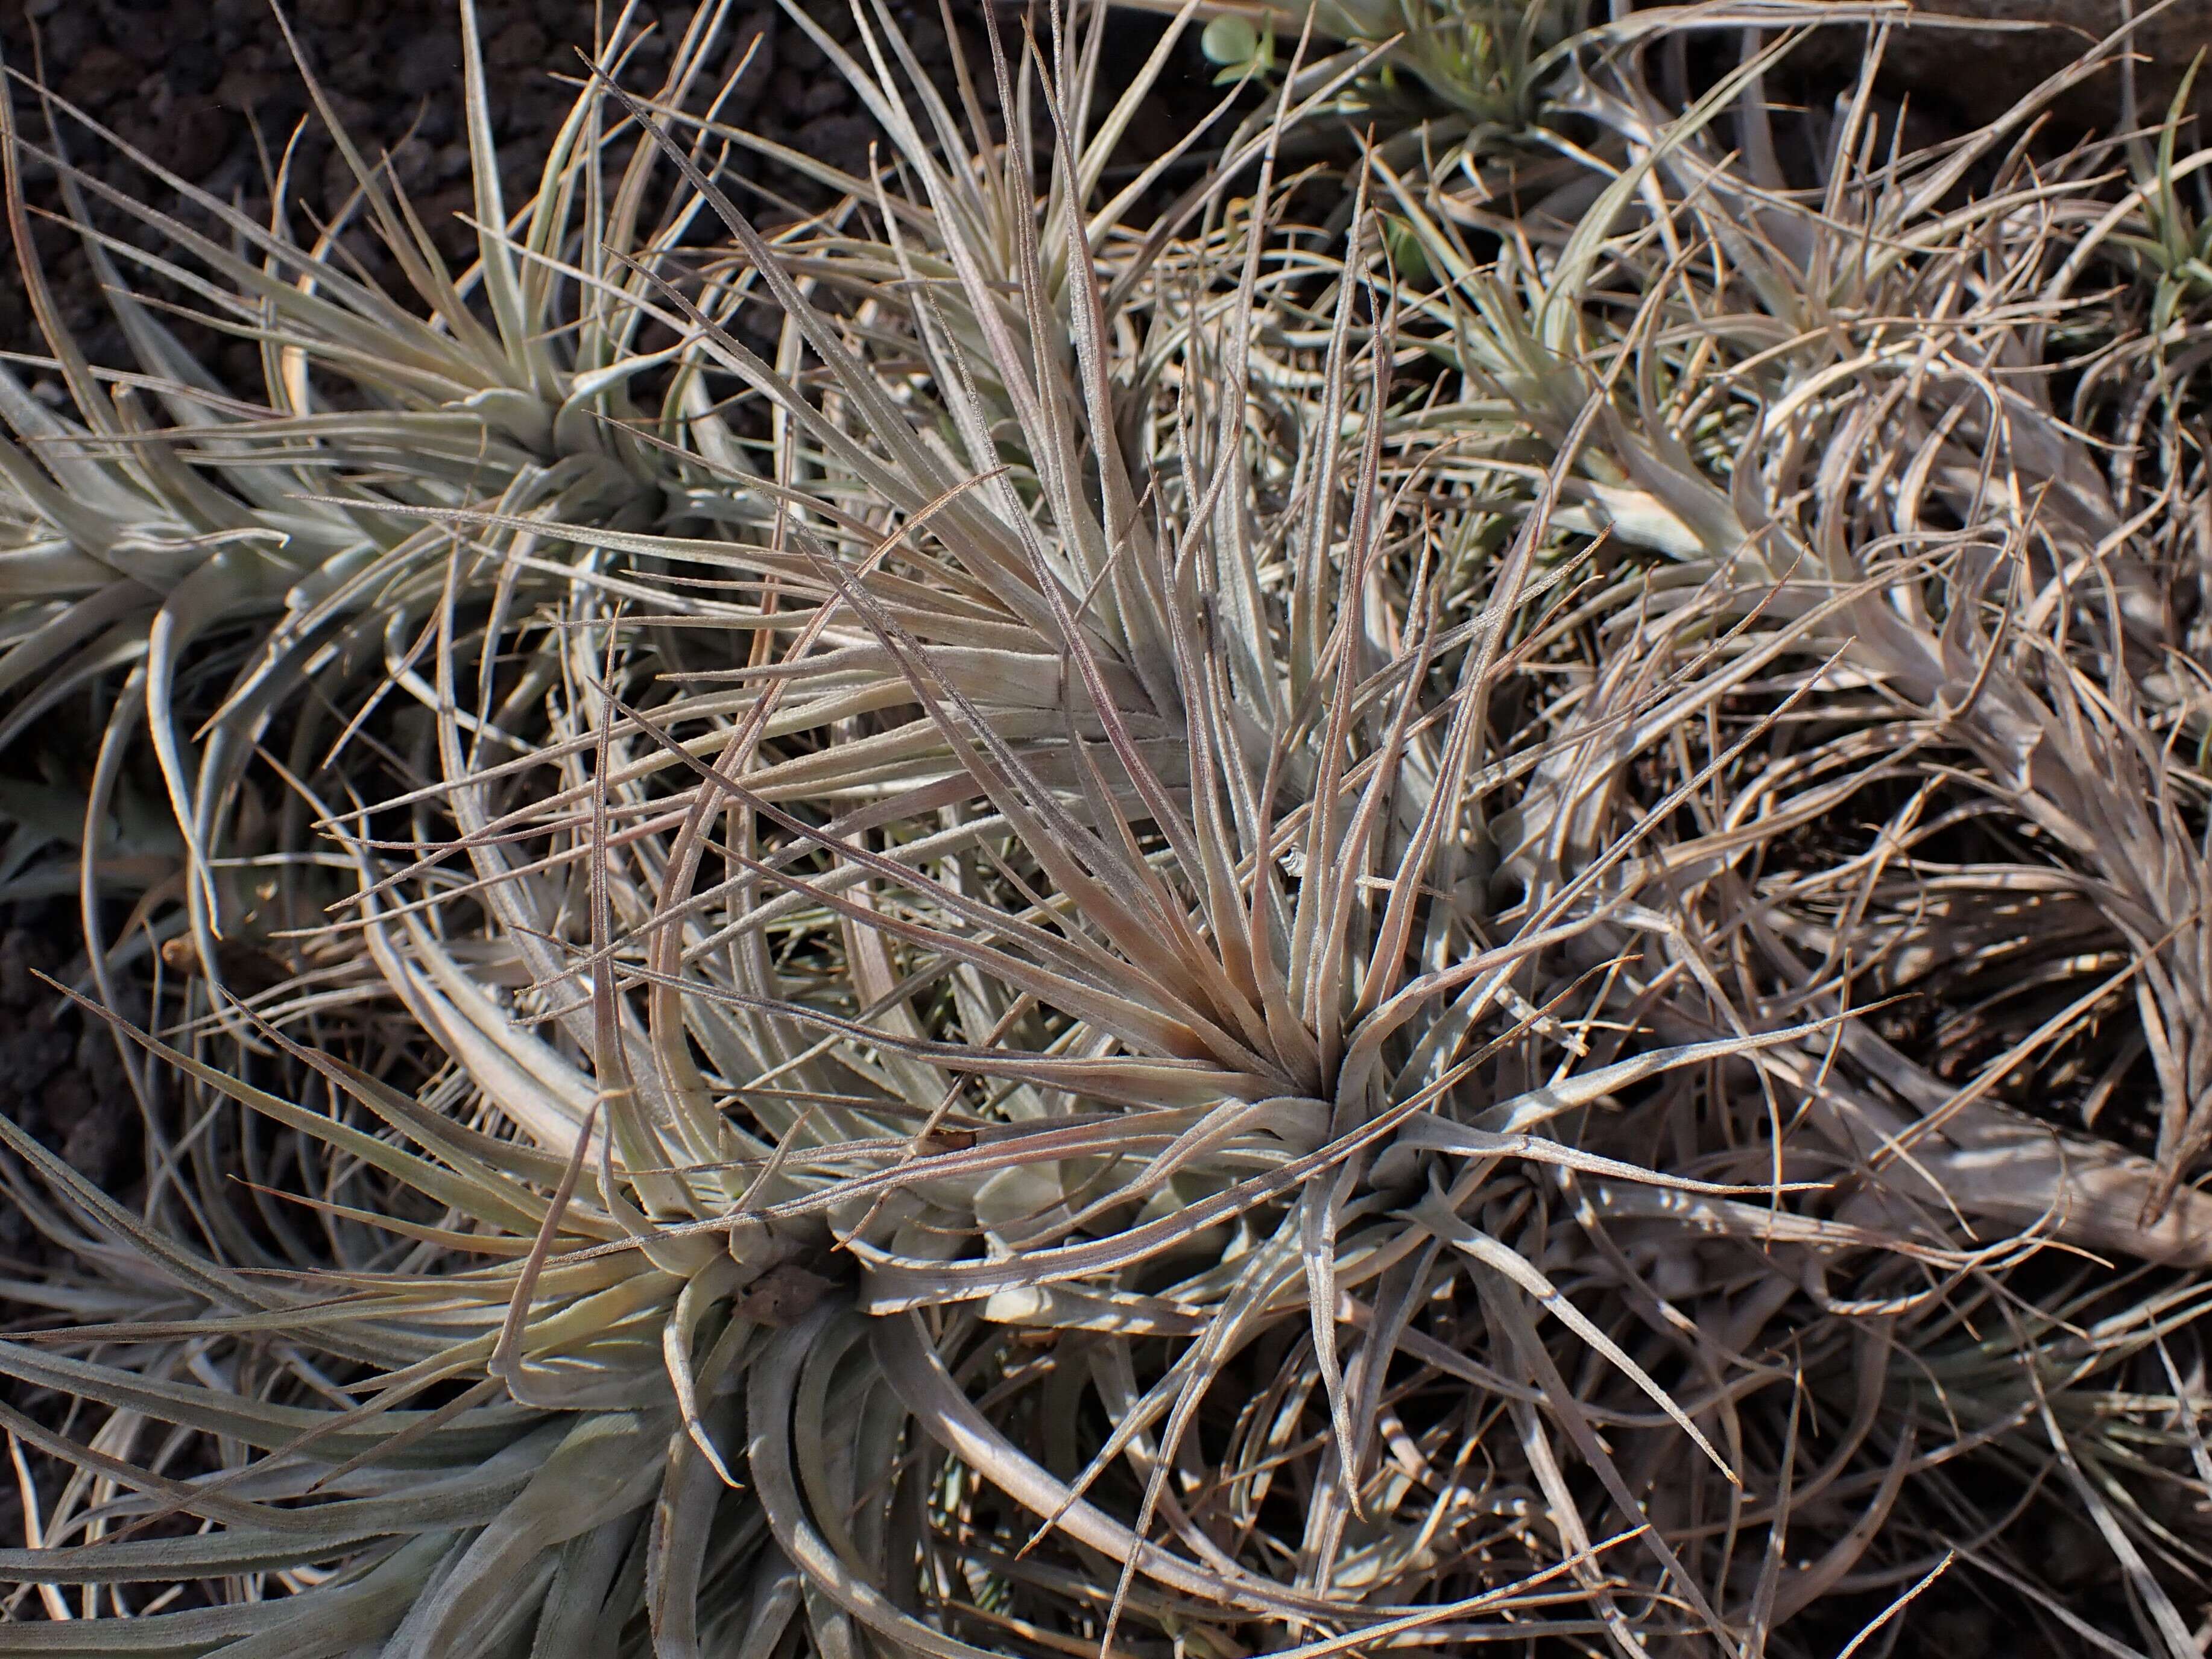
{"left": 1201, "top": 14, "right": 1274, "bottom": 84}
{"left": 1199, "top": 14, "right": 1261, "bottom": 67}
{"left": 1384, "top": 216, "right": 1432, "bottom": 284}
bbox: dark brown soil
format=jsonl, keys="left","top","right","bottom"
{"left": 0, "top": 0, "right": 938, "bottom": 380}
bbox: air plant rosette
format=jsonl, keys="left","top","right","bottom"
{"left": 4, "top": 2, "right": 2212, "bottom": 1657}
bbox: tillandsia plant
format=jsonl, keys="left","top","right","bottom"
{"left": 8, "top": 5, "right": 2212, "bottom": 1659}
{"left": 1373, "top": 13, "right": 2212, "bottom": 1202}
{"left": 1111, "top": 0, "right": 1921, "bottom": 169}
{"left": 2109, "top": 51, "right": 2212, "bottom": 337}
{"left": 0, "top": 1, "right": 1758, "bottom": 1653}
{"left": 1180, "top": 0, "right": 1582, "bottom": 125}
{"left": 0, "top": 1, "right": 1844, "bottom": 1654}
{"left": 0, "top": 0, "right": 759, "bottom": 1020}
{"left": 1359, "top": 7, "right": 2212, "bottom": 1643}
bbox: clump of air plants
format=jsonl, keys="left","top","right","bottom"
{"left": 0, "top": 0, "right": 744, "bottom": 1022}
{"left": 1369, "top": 8, "right": 2212, "bottom": 1647}
{"left": 6, "top": 3, "right": 2212, "bottom": 1658}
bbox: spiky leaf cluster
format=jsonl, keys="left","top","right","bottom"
{"left": 5, "top": 5, "right": 2212, "bottom": 1658}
